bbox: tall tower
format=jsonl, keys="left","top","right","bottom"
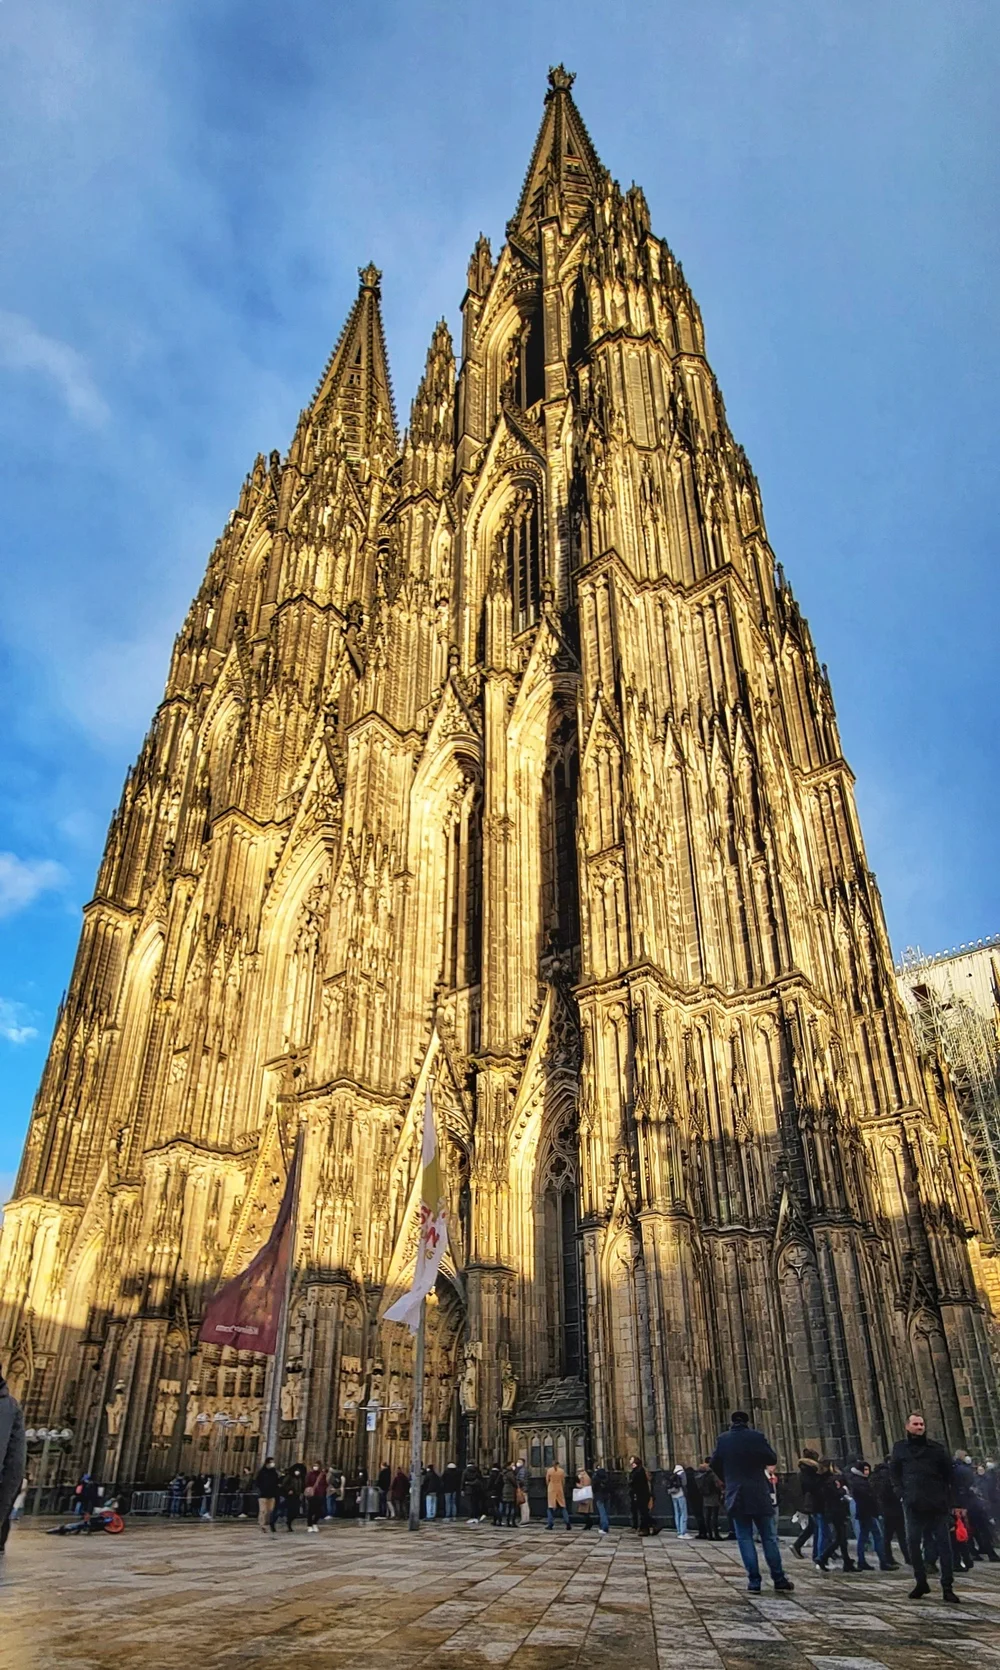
{"left": 3, "top": 68, "right": 998, "bottom": 1488}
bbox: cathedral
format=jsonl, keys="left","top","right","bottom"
{"left": 3, "top": 67, "right": 999, "bottom": 1491}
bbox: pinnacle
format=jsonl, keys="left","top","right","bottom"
{"left": 508, "top": 66, "right": 604, "bottom": 244}
{"left": 310, "top": 264, "right": 397, "bottom": 461}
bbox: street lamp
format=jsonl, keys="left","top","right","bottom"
{"left": 29, "top": 1426, "right": 72, "bottom": 1517}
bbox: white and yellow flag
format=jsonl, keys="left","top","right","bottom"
{"left": 385, "top": 1085, "right": 448, "bottom": 1333}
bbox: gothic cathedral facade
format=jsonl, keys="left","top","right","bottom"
{"left": 3, "top": 68, "right": 999, "bottom": 1488}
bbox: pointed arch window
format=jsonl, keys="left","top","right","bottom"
{"left": 501, "top": 487, "right": 541, "bottom": 636}
{"left": 541, "top": 1124, "right": 583, "bottom": 1378}
{"left": 542, "top": 713, "right": 580, "bottom": 952}
{"left": 502, "top": 312, "right": 545, "bottom": 410}
{"left": 443, "top": 774, "right": 482, "bottom": 990}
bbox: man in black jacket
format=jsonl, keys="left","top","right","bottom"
{"left": 2, "top": 1371, "right": 29, "bottom": 1553}
{"left": 256, "top": 1456, "right": 282, "bottom": 1531}
{"left": 889, "top": 1413, "right": 958, "bottom": 1602}
{"left": 710, "top": 1412, "right": 794, "bottom": 1594}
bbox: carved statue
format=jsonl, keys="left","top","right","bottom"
{"left": 105, "top": 1384, "right": 126, "bottom": 1437}
{"left": 280, "top": 1376, "right": 302, "bottom": 1424}
{"left": 500, "top": 1348, "right": 517, "bottom": 1414}
{"left": 459, "top": 1343, "right": 479, "bottom": 1413}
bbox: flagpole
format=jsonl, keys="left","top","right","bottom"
{"left": 264, "top": 1126, "right": 303, "bottom": 1462}
{"left": 407, "top": 1298, "right": 426, "bottom": 1531}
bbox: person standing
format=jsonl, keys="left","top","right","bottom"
{"left": 423, "top": 1463, "right": 441, "bottom": 1520}
{"left": 591, "top": 1462, "right": 611, "bottom": 1536}
{"left": 695, "top": 1460, "right": 723, "bottom": 1541}
{"left": 545, "top": 1460, "right": 571, "bottom": 1530}
{"left": 515, "top": 1455, "right": 530, "bottom": 1524}
{"left": 376, "top": 1461, "right": 391, "bottom": 1519}
{"left": 256, "top": 1456, "right": 281, "bottom": 1533}
{"left": 685, "top": 1464, "right": 705, "bottom": 1539}
{"left": 849, "top": 1460, "right": 894, "bottom": 1570}
{"left": 502, "top": 1463, "right": 518, "bottom": 1527}
{"left": 573, "top": 1467, "right": 593, "bottom": 1529}
{"left": 0, "top": 1364, "right": 26, "bottom": 1559}
{"left": 954, "top": 1452, "right": 1000, "bottom": 1562}
{"left": 970, "top": 1466, "right": 1000, "bottom": 1562}
{"left": 441, "top": 1460, "right": 461, "bottom": 1521}
{"left": 709, "top": 1412, "right": 794, "bottom": 1594}
{"left": 462, "top": 1462, "right": 485, "bottom": 1523}
{"left": 388, "top": 1467, "right": 409, "bottom": 1519}
{"left": 790, "top": 1448, "right": 822, "bottom": 1559}
{"left": 487, "top": 1463, "right": 504, "bottom": 1526}
{"left": 305, "top": 1461, "right": 327, "bottom": 1532}
{"left": 282, "top": 1463, "right": 305, "bottom": 1531}
{"left": 815, "top": 1462, "right": 856, "bottom": 1572}
{"left": 668, "top": 1464, "right": 690, "bottom": 1537}
{"left": 871, "top": 1458, "right": 907, "bottom": 1565}
{"left": 889, "top": 1413, "right": 958, "bottom": 1603}
{"left": 627, "top": 1456, "right": 655, "bottom": 1536}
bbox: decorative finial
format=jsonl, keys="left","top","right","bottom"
{"left": 359, "top": 263, "right": 382, "bottom": 293}
{"left": 548, "top": 64, "right": 575, "bottom": 93}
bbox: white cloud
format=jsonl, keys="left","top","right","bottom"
{"left": 0, "top": 852, "right": 67, "bottom": 919}
{"left": 0, "top": 308, "right": 109, "bottom": 427}
{"left": 0, "top": 999, "right": 38, "bottom": 1046}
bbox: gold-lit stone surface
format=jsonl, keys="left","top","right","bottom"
{"left": 4, "top": 1521, "right": 1000, "bottom": 1670}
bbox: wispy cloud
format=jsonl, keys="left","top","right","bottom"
{"left": 0, "top": 852, "right": 67, "bottom": 919}
{"left": 0, "top": 309, "right": 109, "bottom": 427}
{"left": 0, "top": 999, "right": 38, "bottom": 1046}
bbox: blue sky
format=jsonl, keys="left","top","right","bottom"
{"left": 1, "top": 0, "right": 997, "bottom": 1199}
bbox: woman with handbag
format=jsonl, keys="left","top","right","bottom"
{"left": 573, "top": 1468, "right": 594, "bottom": 1528}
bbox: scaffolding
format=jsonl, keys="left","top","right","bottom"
{"left": 900, "top": 943, "right": 1000, "bottom": 1244}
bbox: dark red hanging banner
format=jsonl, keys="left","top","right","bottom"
{"left": 197, "top": 1137, "right": 300, "bottom": 1355}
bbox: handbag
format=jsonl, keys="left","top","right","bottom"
{"left": 515, "top": 1487, "right": 526, "bottom": 1505}
{"left": 572, "top": 1484, "right": 593, "bottom": 1503}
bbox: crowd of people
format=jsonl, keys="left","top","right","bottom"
{"left": 703, "top": 1408, "right": 1000, "bottom": 1602}
{"left": 3, "top": 1339, "right": 999, "bottom": 1609}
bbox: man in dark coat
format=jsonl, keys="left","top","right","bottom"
{"left": 255, "top": 1456, "right": 282, "bottom": 1532}
{"left": 441, "top": 1461, "right": 461, "bottom": 1520}
{"left": 791, "top": 1448, "right": 822, "bottom": 1560}
{"left": 710, "top": 1411, "right": 794, "bottom": 1593}
{"left": 695, "top": 1459, "right": 723, "bottom": 1540}
{"left": 627, "top": 1456, "right": 656, "bottom": 1535}
{"left": 889, "top": 1412, "right": 957, "bottom": 1602}
{"left": 1, "top": 1369, "right": 28, "bottom": 1549}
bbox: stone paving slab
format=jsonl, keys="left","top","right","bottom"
{"left": 4, "top": 1518, "right": 1000, "bottom": 1670}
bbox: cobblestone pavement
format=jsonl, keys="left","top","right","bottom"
{"left": 5, "top": 1518, "right": 1000, "bottom": 1670}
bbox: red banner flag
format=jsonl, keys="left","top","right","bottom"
{"left": 198, "top": 1137, "right": 300, "bottom": 1355}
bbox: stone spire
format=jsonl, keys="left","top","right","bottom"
{"left": 311, "top": 263, "right": 397, "bottom": 465}
{"left": 507, "top": 64, "right": 605, "bottom": 245}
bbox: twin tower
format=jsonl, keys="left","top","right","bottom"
{"left": 3, "top": 69, "right": 999, "bottom": 1486}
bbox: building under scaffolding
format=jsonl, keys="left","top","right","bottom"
{"left": 899, "top": 936, "right": 1000, "bottom": 1245}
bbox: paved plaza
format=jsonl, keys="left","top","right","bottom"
{"left": 5, "top": 1517, "right": 1000, "bottom": 1670}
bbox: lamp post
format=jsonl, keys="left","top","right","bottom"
{"left": 27, "top": 1427, "right": 72, "bottom": 1516}
{"left": 209, "top": 1412, "right": 231, "bottom": 1520}
{"left": 363, "top": 1398, "right": 387, "bottom": 1520}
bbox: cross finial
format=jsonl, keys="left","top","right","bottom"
{"left": 359, "top": 263, "right": 382, "bottom": 293}
{"left": 547, "top": 64, "right": 575, "bottom": 93}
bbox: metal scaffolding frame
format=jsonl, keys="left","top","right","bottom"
{"left": 900, "top": 944, "right": 1000, "bottom": 1244}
